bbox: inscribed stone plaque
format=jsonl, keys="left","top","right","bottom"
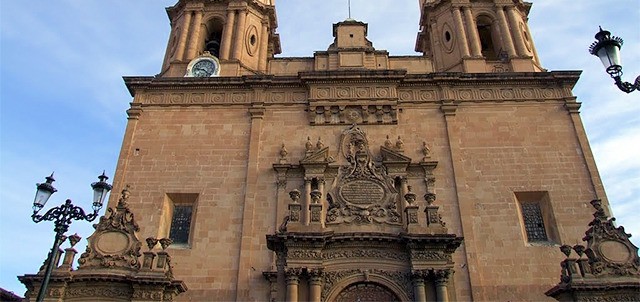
{"left": 339, "top": 180, "right": 385, "bottom": 205}
{"left": 96, "top": 231, "right": 129, "bottom": 254}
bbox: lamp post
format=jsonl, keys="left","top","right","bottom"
{"left": 31, "top": 172, "right": 112, "bottom": 302}
{"left": 589, "top": 27, "right": 640, "bottom": 93}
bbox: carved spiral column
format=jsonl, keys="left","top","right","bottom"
{"left": 220, "top": 9, "right": 236, "bottom": 60}
{"left": 452, "top": 7, "right": 470, "bottom": 57}
{"left": 434, "top": 269, "right": 451, "bottom": 302}
{"left": 308, "top": 269, "right": 324, "bottom": 302}
{"left": 285, "top": 269, "right": 301, "bottom": 302}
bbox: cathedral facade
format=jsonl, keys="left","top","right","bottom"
{"left": 104, "top": 0, "right": 616, "bottom": 300}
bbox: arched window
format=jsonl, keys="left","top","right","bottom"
{"left": 203, "top": 18, "right": 224, "bottom": 58}
{"left": 476, "top": 15, "right": 500, "bottom": 60}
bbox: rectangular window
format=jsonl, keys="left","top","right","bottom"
{"left": 515, "top": 191, "right": 559, "bottom": 244}
{"left": 159, "top": 193, "right": 198, "bottom": 247}
{"left": 521, "top": 202, "right": 547, "bottom": 242}
{"left": 169, "top": 205, "right": 193, "bottom": 245}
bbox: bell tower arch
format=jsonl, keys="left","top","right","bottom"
{"left": 161, "top": 0, "right": 281, "bottom": 77}
{"left": 416, "top": 0, "right": 542, "bottom": 73}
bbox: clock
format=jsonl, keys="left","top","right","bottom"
{"left": 185, "top": 53, "right": 220, "bottom": 77}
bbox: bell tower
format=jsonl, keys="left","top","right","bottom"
{"left": 160, "top": 0, "right": 281, "bottom": 77}
{"left": 416, "top": 0, "right": 542, "bottom": 73}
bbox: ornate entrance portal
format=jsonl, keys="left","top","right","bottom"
{"left": 335, "top": 283, "right": 400, "bottom": 302}
{"left": 266, "top": 126, "right": 463, "bottom": 301}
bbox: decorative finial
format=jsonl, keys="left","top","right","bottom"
{"left": 395, "top": 136, "right": 404, "bottom": 152}
{"left": 118, "top": 184, "right": 131, "bottom": 207}
{"left": 316, "top": 137, "right": 324, "bottom": 150}
{"left": 68, "top": 233, "right": 81, "bottom": 248}
{"left": 404, "top": 186, "right": 416, "bottom": 205}
{"left": 146, "top": 237, "right": 159, "bottom": 250}
{"left": 424, "top": 192, "right": 436, "bottom": 205}
{"left": 560, "top": 244, "right": 573, "bottom": 258}
{"left": 422, "top": 141, "right": 431, "bottom": 160}
{"left": 289, "top": 189, "right": 301, "bottom": 203}
{"left": 573, "top": 245, "right": 585, "bottom": 258}
{"left": 159, "top": 238, "right": 173, "bottom": 250}
{"left": 310, "top": 189, "right": 321, "bottom": 204}
{"left": 384, "top": 135, "right": 393, "bottom": 148}
{"left": 305, "top": 137, "right": 313, "bottom": 153}
{"left": 279, "top": 143, "right": 288, "bottom": 164}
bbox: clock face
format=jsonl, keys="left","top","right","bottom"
{"left": 191, "top": 59, "right": 217, "bottom": 77}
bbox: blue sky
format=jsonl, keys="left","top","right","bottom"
{"left": 1, "top": 0, "right": 638, "bottom": 296}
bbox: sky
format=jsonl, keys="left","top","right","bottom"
{"left": 1, "top": 0, "right": 638, "bottom": 297}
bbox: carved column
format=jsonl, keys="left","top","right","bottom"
{"left": 412, "top": 271, "right": 428, "bottom": 302}
{"left": 462, "top": 6, "right": 482, "bottom": 57}
{"left": 232, "top": 9, "right": 247, "bottom": 60}
{"left": 434, "top": 269, "right": 451, "bottom": 302}
{"left": 506, "top": 6, "right": 527, "bottom": 57}
{"left": 258, "top": 21, "right": 269, "bottom": 72}
{"left": 175, "top": 11, "right": 193, "bottom": 61}
{"left": 304, "top": 178, "right": 312, "bottom": 225}
{"left": 220, "top": 9, "right": 236, "bottom": 60}
{"left": 285, "top": 269, "right": 300, "bottom": 302}
{"left": 318, "top": 178, "right": 325, "bottom": 203}
{"left": 274, "top": 165, "right": 290, "bottom": 233}
{"left": 452, "top": 7, "right": 470, "bottom": 57}
{"left": 186, "top": 9, "right": 204, "bottom": 59}
{"left": 496, "top": 6, "right": 516, "bottom": 57}
{"left": 400, "top": 177, "right": 409, "bottom": 197}
{"left": 308, "top": 269, "right": 323, "bottom": 302}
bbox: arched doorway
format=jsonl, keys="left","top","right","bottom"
{"left": 335, "top": 282, "right": 400, "bottom": 302}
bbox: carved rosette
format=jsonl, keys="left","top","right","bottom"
{"left": 326, "top": 126, "right": 402, "bottom": 225}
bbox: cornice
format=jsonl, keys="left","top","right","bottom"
{"left": 125, "top": 70, "right": 581, "bottom": 97}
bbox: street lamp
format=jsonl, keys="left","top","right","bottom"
{"left": 31, "top": 172, "right": 112, "bottom": 302}
{"left": 589, "top": 27, "right": 640, "bottom": 93}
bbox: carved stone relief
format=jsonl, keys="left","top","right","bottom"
{"left": 326, "top": 126, "right": 402, "bottom": 225}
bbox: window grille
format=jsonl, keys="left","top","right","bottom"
{"left": 521, "top": 202, "right": 548, "bottom": 242}
{"left": 169, "top": 205, "right": 193, "bottom": 245}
